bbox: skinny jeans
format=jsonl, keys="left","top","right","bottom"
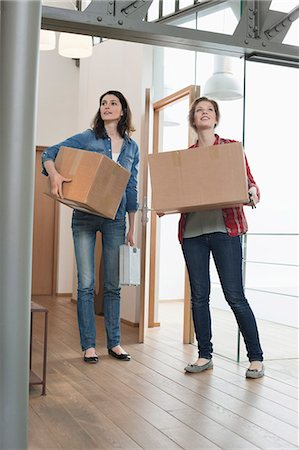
{"left": 182, "top": 232, "right": 263, "bottom": 361}
{"left": 72, "top": 210, "right": 125, "bottom": 351}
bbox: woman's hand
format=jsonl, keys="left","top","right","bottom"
{"left": 49, "top": 172, "right": 72, "bottom": 198}
{"left": 125, "top": 229, "right": 135, "bottom": 246}
{"left": 44, "top": 160, "right": 71, "bottom": 198}
{"left": 248, "top": 186, "right": 259, "bottom": 207}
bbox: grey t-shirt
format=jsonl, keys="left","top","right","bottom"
{"left": 183, "top": 209, "right": 227, "bottom": 238}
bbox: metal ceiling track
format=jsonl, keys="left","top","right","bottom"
{"left": 41, "top": 0, "right": 299, "bottom": 67}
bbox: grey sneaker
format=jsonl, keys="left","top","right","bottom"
{"left": 184, "top": 359, "right": 213, "bottom": 373}
{"left": 246, "top": 363, "right": 265, "bottom": 379}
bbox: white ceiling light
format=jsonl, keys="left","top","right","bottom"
{"left": 58, "top": 33, "right": 93, "bottom": 58}
{"left": 40, "top": 30, "right": 56, "bottom": 51}
{"left": 203, "top": 55, "right": 243, "bottom": 101}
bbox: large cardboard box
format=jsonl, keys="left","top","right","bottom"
{"left": 148, "top": 142, "right": 248, "bottom": 214}
{"left": 45, "top": 146, "right": 130, "bottom": 219}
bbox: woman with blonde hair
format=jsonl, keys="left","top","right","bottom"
{"left": 180, "top": 96, "right": 264, "bottom": 379}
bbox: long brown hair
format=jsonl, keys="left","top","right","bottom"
{"left": 189, "top": 96, "right": 220, "bottom": 131}
{"left": 91, "top": 90, "right": 135, "bottom": 139}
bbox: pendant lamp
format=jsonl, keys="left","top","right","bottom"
{"left": 58, "top": 33, "right": 93, "bottom": 59}
{"left": 203, "top": 55, "right": 243, "bottom": 100}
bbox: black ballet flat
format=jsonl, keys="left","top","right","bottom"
{"left": 84, "top": 352, "right": 99, "bottom": 364}
{"left": 108, "top": 348, "right": 131, "bottom": 361}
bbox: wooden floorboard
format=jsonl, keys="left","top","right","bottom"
{"left": 29, "top": 296, "right": 299, "bottom": 450}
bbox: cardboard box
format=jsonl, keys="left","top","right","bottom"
{"left": 119, "top": 245, "right": 141, "bottom": 286}
{"left": 148, "top": 142, "right": 248, "bottom": 214}
{"left": 45, "top": 146, "right": 130, "bottom": 219}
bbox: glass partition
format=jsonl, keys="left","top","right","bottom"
{"left": 241, "top": 61, "right": 299, "bottom": 362}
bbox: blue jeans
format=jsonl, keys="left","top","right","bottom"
{"left": 182, "top": 232, "right": 263, "bottom": 362}
{"left": 72, "top": 210, "right": 126, "bottom": 351}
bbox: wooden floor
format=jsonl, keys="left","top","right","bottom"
{"left": 29, "top": 296, "right": 298, "bottom": 450}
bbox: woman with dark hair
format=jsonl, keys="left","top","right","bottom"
{"left": 180, "top": 96, "right": 264, "bottom": 378}
{"left": 42, "top": 91, "right": 139, "bottom": 363}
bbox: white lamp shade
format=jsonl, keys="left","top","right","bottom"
{"left": 203, "top": 56, "right": 243, "bottom": 101}
{"left": 40, "top": 30, "right": 56, "bottom": 51}
{"left": 58, "top": 33, "right": 92, "bottom": 58}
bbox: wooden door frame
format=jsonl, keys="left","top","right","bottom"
{"left": 138, "top": 88, "right": 151, "bottom": 342}
{"left": 34, "top": 146, "right": 59, "bottom": 295}
{"left": 148, "top": 85, "right": 200, "bottom": 343}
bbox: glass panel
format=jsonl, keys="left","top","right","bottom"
{"left": 283, "top": 21, "right": 299, "bottom": 46}
{"left": 163, "top": 0, "right": 176, "bottom": 16}
{"left": 246, "top": 235, "right": 298, "bottom": 268}
{"left": 196, "top": 5, "right": 240, "bottom": 35}
{"left": 244, "top": 62, "right": 299, "bottom": 235}
{"left": 246, "top": 252, "right": 298, "bottom": 298}
{"left": 244, "top": 61, "right": 299, "bottom": 361}
{"left": 81, "top": 0, "right": 92, "bottom": 10}
{"left": 147, "top": 0, "right": 160, "bottom": 21}
{"left": 270, "top": 0, "right": 299, "bottom": 12}
{"left": 244, "top": 235, "right": 298, "bottom": 361}
{"left": 179, "top": 0, "right": 194, "bottom": 8}
{"left": 171, "top": 14, "right": 197, "bottom": 29}
{"left": 245, "top": 234, "right": 298, "bottom": 325}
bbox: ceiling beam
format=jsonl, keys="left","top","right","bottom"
{"left": 41, "top": 0, "right": 299, "bottom": 65}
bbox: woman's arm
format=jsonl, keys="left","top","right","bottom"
{"left": 42, "top": 131, "right": 92, "bottom": 196}
{"left": 125, "top": 142, "right": 139, "bottom": 246}
{"left": 125, "top": 142, "right": 139, "bottom": 213}
{"left": 41, "top": 130, "right": 91, "bottom": 175}
{"left": 126, "top": 211, "right": 136, "bottom": 246}
{"left": 245, "top": 154, "right": 260, "bottom": 205}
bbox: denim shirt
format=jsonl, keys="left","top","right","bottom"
{"left": 41, "top": 129, "right": 139, "bottom": 219}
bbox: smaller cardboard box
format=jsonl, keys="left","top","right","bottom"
{"left": 45, "top": 146, "right": 130, "bottom": 219}
{"left": 119, "top": 245, "right": 141, "bottom": 286}
{"left": 148, "top": 142, "right": 248, "bottom": 214}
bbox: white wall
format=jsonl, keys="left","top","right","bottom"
{"left": 242, "top": 61, "right": 298, "bottom": 326}
{"left": 36, "top": 46, "right": 79, "bottom": 293}
{"left": 37, "top": 47, "right": 79, "bottom": 145}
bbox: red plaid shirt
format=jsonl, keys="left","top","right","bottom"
{"left": 178, "top": 134, "right": 260, "bottom": 244}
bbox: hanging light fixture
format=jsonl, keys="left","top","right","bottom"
{"left": 58, "top": 33, "right": 93, "bottom": 59}
{"left": 40, "top": 30, "right": 56, "bottom": 51}
{"left": 203, "top": 55, "right": 243, "bottom": 101}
